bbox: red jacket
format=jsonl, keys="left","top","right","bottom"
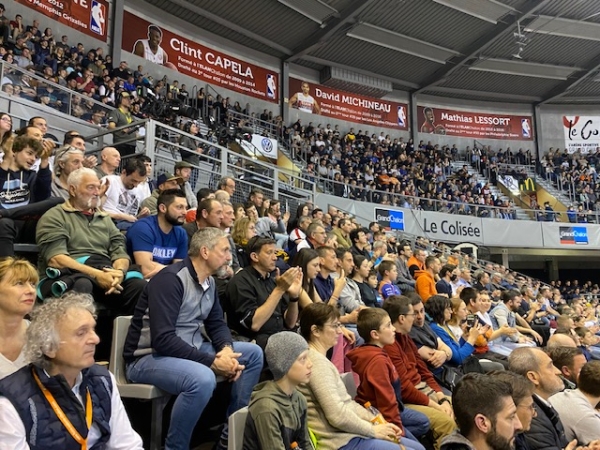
{"left": 384, "top": 332, "right": 443, "bottom": 406}
{"left": 347, "top": 344, "right": 405, "bottom": 433}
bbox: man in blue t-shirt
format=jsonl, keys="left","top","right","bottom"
{"left": 126, "top": 189, "right": 188, "bottom": 279}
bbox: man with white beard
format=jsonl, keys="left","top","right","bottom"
{"left": 36, "top": 168, "right": 145, "bottom": 315}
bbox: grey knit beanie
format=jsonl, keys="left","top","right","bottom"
{"left": 265, "top": 331, "right": 309, "bottom": 380}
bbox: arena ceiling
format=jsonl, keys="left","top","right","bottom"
{"left": 143, "top": 0, "right": 600, "bottom": 104}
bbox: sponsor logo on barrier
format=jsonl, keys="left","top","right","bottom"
{"left": 375, "top": 208, "right": 404, "bottom": 231}
{"left": 559, "top": 226, "right": 588, "bottom": 245}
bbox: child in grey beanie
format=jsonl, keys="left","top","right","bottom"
{"left": 265, "top": 331, "right": 309, "bottom": 380}
{"left": 245, "top": 331, "right": 313, "bottom": 449}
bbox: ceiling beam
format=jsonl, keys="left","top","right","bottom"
{"left": 285, "top": 0, "right": 376, "bottom": 63}
{"left": 169, "top": 0, "right": 293, "bottom": 55}
{"left": 414, "top": 0, "right": 552, "bottom": 94}
{"left": 423, "top": 86, "right": 541, "bottom": 102}
{"left": 539, "top": 54, "right": 600, "bottom": 105}
{"left": 301, "top": 55, "right": 420, "bottom": 89}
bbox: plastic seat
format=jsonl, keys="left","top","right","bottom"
{"left": 227, "top": 406, "right": 248, "bottom": 450}
{"left": 341, "top": 372, "right": 357, "bottom": 398}
{"left": 109, "top": 315, "right": 170, "bottom": 450}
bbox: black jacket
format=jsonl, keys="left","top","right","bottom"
{"left": 523, "top": 395, "right": 569, "bottom": 450}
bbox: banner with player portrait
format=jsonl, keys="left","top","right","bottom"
{"left": 288, "top": 78, "right": 409, "bottom": 130}
{"left": 417, "top": 106, "right": 534, "bottom": 141}
{"left": 14, "top": 0, "right": 109, "bottom": 41}
{"left": 121, "top": 10, "right": 278, "bottom": 103}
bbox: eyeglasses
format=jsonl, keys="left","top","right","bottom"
{"left": 324, "top": 322, "right": 343, "bottom": 329}
{"left": 0, "top": 117, "right": 11, "bottom": 124}
{"left": 518, "top": 403, "right": 537, "bottom": 415}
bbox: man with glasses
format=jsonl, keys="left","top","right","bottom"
{"left": 224, "top": 236, "right": 302, "bottom": 349}
{"left": 383, "top": 295, "right": 457, "bottom": 448}
{"left": 218, "top": 176, "right": 236, "bottom": 196}
{"left": 297, "top": 221, "right": 326, "bottom": 251}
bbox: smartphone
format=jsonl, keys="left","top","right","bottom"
{"left": 466, "top": 314, "right": 477, "bottom": 328}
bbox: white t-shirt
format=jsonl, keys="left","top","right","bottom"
{"left": 102, "top": 175, "right": 144, "bottom": 216}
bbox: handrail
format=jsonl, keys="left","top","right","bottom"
{"left": 1, "top": 60, "right": 113, "bottom": 116}
{"left": 311, "top": 173, "right": 566, "bottom": 221}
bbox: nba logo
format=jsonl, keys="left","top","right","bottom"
{"left": 90, "top": 0, "right": 106, "bottom": 36}
{"left": 521, "top": 118, "right": 531, "bottom": 138}
{"left": 397, "top": 106, "right": 406, "bottom": 127}
{"left": 266, "top": 74, "right": 276, "bottom": 99}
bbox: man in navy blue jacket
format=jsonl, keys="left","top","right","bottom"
{"left": 0, "top": 135, "right": 53, "bottom": 257}
{"left": 124, "top": 227, "right": 263, "bottom": 450}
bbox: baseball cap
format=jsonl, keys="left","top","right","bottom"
{"left": 157, "top": 172, "right": 183, "bottom": 187}
{"left": 174, "top": 161, "right": 194, "bottom": 170}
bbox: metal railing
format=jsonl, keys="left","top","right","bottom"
{"left": 0, "top": 60, "right": 114, "bottom": 125}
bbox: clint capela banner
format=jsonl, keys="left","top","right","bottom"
{"left": 288, "top": 78, "right": 409, "bottom": 130}
{"left": 121, "top": 10, "right": 279, "bottom": 103}
{"left": 417, "top": 106, "right": 534, "bottom": 141}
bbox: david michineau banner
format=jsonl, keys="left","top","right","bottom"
{"left": 14, "top": 0, "right": 109, "bottom": 41}
{"left": 288, "top": 78, "right": 409, "bottom": 130}
{"left": 417, "top": 106, "right": 534, "bottom": 141}
{"left": 121, "top": 10, "right": 279, "bottom": 103}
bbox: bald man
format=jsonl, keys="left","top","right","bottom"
{"left": 94, "top": 146, "right": 121, "bottom": 179}
{"left": 547, "top": 333, "right": 577, "bottom": 348}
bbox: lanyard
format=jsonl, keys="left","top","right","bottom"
{"left": 32, "top": 369, "right": 93, "bottom": 450}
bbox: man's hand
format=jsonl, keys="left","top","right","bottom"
{"left": 138, "top": 207, "right": 151, "bottom": 218}
{"left": 372, "top": 423, "right": 401, "bottom": 442}
{"left": 333, "top": 269, "right": 346, "bottom": 295}
{"left": 83, "top": 155, "right": 97, "bottom": 168}
{"left": 439, "top": 401, "right": 454, "bottom": 418}
{"left": 212, "top": 348, "right": 245, "bottom": 380}
{"left": 341, "top": 325, "right": 356, "bottom": 345}
{"left": 428, "top": 350, "right": 447, "bottom": 368}
{"left": 125, "top": 214, "right": 138, "bottom": 223}
{"left": 275, "top": 267, "right": 300, "bottom": 292}
{"left": 500, "top": 324, "right": 518, "bottom": 335}
{"left": 40, "top": 139, "right": 55, "bottom": 159}
{"left": 286, "top": 268, "right": 303, "bottom": 298}
{"left": 342, "top": 309, "right": 359, "bottom": 324}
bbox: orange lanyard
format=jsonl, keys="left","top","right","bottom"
{"left": 32, "top": 369, "right": 93, "bottom": 450}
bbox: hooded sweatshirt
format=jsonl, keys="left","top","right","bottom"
{"left": 0, "top": 165, "right": 51, "bottom": 209}
{"left": 347, "top": 344, "right": 406, "bottom": 433}
{"left": 243, "top": 381, "right": 312, "bottom": 450}
{"left": 415, "top": 269, "right": 437, "bottom": 302}
{"left": 440, "top": 431, "right": 477, "bottom": 450}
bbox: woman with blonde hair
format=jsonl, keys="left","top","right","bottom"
{"left": 231, "top": 216, "right": 257, "bottom": 268}
{"left": 0, "top": 257, "right": 39, "bottom": 379}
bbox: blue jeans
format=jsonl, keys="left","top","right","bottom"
{"left": 402, "top": 406, "right": 431, "bottom": 438}
{"left": 340, "top": 436, "right": 425, "bottom": 450}
{"left": 126, "top": 341, "right": 263, "bottom": 450}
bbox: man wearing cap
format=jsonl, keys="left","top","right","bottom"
{"left": 174, "top": 160, "right": 198, "bottom": 209}
{"left": 127, "top": 189, "right": 188, "bottom": 279}
{"left": 141, "top": 172, "right": 183, "bottom": 215}
{"left": 107, "top": 91, "right": 138, "bottom": 156}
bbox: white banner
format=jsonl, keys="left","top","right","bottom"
{"left": 239, "top": 135, "right": 278, "bottom": 160}
{"left": 563, "top": 115, "right": 600, "bottom": 154}
{"left": 251, "top": 134, "right": 278, "bottom": 160}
